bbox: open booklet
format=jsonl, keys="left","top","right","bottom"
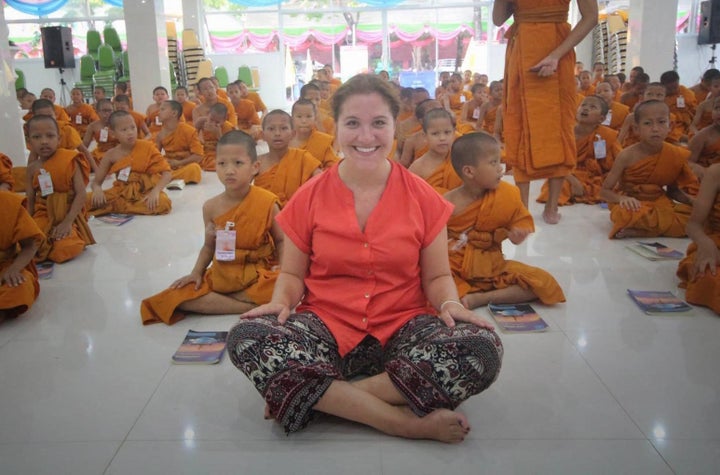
{"left": 488, "top": 303, "right": 549, "bottom": 333}
{"left": 627, "top": 290, "right": 693, "bottom": 315}
{"left": 626, "top": 241, "right": 684, "bottom": 261}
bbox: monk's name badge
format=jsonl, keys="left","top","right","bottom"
{"left": 215, "top": 221, "right": 236, "bottom": 261}
{"left": 38, "top": 169, "right": 54, "bottom": 197}
{"left": 75, "top": 114, "right": 83, "bottom": 125}
{"left": 472, "top": 107, "right": 481, "bottom": 119}
{"left": 99, "top": 127, "right": 109, "bottom": 142}
{"left": 155, "top": 116, "right": 162, "bottom": 126}
{"left": 460, "top": 95, "right": 466, "bottom": 103}
{"left": 676, "top": 96, "right": 685, "bottom": 108}
{"left": 602, "top": 110, "right": 612, "bottom": 126}
{"left": 118, "top": 166, "right": 131, "bottom": 182}
{"left": 594, "top": 136, "right": 607, "bottom": 159}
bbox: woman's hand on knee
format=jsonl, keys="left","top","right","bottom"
{"left": 240, "top": 303, "right": 292, "bottom": 324}
{"left": 440, "top": 305, "right": 495, "bottom": 331}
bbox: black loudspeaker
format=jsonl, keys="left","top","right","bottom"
{"left": 41, "top": 26, "right": 75, "bottom": 69}
{"left": 699, "top": 1, "right": 720, "bottom": 45}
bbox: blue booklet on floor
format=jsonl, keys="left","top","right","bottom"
{"left": 95, "top": 213, "right": 134, "bottom": 226}
{"left": 36, "top": 261, "right": 54, "bottom": 280}
{"left": 627, "top": 290, "right": 693, "bottom": 315}
{"left": 488, "top": 303, "right": 549, "bottom": 333}
{"left": 172, "top": 330, "right": 229, "bottom": 364}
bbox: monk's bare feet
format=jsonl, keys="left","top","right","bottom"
{"left": 542, "top": 208, "right": 561, "bottom": 225}
{"left": 411, "top": 409, "right": 470, "bottom": 444}
{"left": 614, "top": 227, "right": 644, "bottom": 239}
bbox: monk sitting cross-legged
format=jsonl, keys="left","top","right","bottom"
{"left": 154, "top": 100, "right": 204, "bottom": 184}
{"left": 140, "top": 130, "right": 283, "bottom": 325}
{"left": 687, "top": 96, "right": 720, "bottom": 182}
{"left": 198, "top": 103, "right": 235, "bottom": 171}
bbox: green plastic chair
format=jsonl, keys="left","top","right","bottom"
{"left": 14, "top": 69, "right": 25, "bottom": 90}
{"left": 75, "top": 55, "right": 96, "bottom": 101}
{"left": 87, "top": 30, "right": 102, "bottom": 62}
{"left": 214, "top": 66, "right": 229, "bottom": 88}
{"left": 237, "top": 65, "right": 253, "bottom": 88}
{"left": 103, "top": 26, "right": 122, "bottom": 54}
{"left": 94, "top": 44, "right": 116, "bottom": 93}
{"left": 117, "top": 51, "right": 130, "bottom": 83}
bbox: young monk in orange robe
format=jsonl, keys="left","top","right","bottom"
{"left": 689, "top": 77, "right": 720, "bottom": 137}
{"left": 619, "top": 83, "right": 684, "bottom": 148}
{"left": 227, "top": 81, "right": 262, "bottom": 140}
{"left": 25, "top": 116, "right": 95, "bottom": 263}
{"left": 446, "top": 73, "right": 473, "bottom": 120}
{"left": 145, "top": 86, "right": 170, "bottom": 135}
{"left": 254, "top": 110, "right": 322, "bottom": 207}
{"left": 676, "top": 163, "right": 720, "bottom": 314}
{"left": 661, "top": 70, "right": 697, "bottom": 140}
{"left": 88, "top": 111, "right": 172, "bottom": 216}
{"left": 538, "top": 96, "right": 620, "bottom": 205}
{"left": 114, "top": 95, "right": 151, "bottom": 139}
{"left": 290, "top": 99, "right": 339, "bottom": 170}
{"left": 399, "top": 99, "right": 443, "bottom": 167}
{"left": 65, "top": 88, "right": 99, "bottom": 138}
{"left": 83, "top": 99, "right": 119, "bottom": 166}
{"left": 458, "top": 83, "right": 486, "bottom": 134}
{"left": 688, "top": 97, "right": 720, "bottom": 182}
{"left": 495, "top": 0, "right": 599, "bottom": 225}
{"left": 444, "top": 133, "right": 565, "bottom": 309}
{"left": 300, "top": 82, "right": 335, "bottom": 135}
{"left": 601, "top": 101, "right": 698, "bottom": 239}
{"left": 476, "top": 81, "right": 503, "bottom": 134}
{"left": 140, "top": 131, "right": 283, "bottom": 325}
{"left": 595, "top": 81, "right": 629, "bottom": 131}
{"left": 38, "top": 88, "right": 71, "bottom": 124}
{"left": 0, "top": 191, "right": 44, "bottom": 321}
{"left": 198, "top": 103, "right": 235, "bottom": 171}
{"left": 1, "top": 153, "right": 14, "bottom": 190}
{"left": 408, "top": 108, "right": 462, "bottom": 194}
{"left": 193, "top": 77, "right": 238, "bottom": 128}
{"left": 174, "top": 86, "right": 196, "bottom": 123}
{"left": 154, "top": 100, "right": 203, "bottom": 184}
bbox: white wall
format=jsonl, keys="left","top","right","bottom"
{"left": 677, "top": 34, "right": 718, "bottom": 86}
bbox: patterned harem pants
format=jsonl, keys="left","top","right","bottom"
{"left": 228, "top": 313, "right": 504, "bottom": 434}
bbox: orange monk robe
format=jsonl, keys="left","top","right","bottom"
{"left": 1, "top": 153, "right": 14, "bottom": 189}
{"left": 233, "top": 99, "right": 260, "bottom": 131}
{"left": 425, "top": 155, "right": 463, "bottom": 194}
{"left": 606, "top": 101, "right": 630, "bottom": 131}
{"left": 217, "top": 97, "right": 238, "bottom": 127}
{"left": 318, "top": 98, "right": 332, "bottom": 114}
{"left": 448, "top": 181, "right": 566, "bottom": 304}
{"left": 253, "top": 148, "right": 321, "bottom": 207}
{"left": 53, "top": 105, "right": 70, "bottom": 124}
{"left": 297, "top": 129, "right": 339, "bottom": 170}
{"left": 91, "top": 126, "right": 119, "bottom": 165}
{"left": 30, "top": 149, "right": 95, "bottom": 263}
{"left": 538, "top": 125, "right": 620, "bottom": 205}
{"left": 216, "top": 89, "right": 229, "bottom": 101}
{"left": 614, "top": 89, "right": 623, "bottom": 102}
{"left": 65, "top": 103, "right": 99, "bottom": 137}
{"left": 691, "top": 85, "right": 711, "bottom": 103}
{"left": 503, "top": 0, "right": 577, "bottom": 182}
{"left": 200, "top": 120, "right": 234, "bottom": 171}
{"left": 157, "top": 123, "right": 204, "bottom": 183}
{"left": 695, "top": 135, "right": 720, "bottom": 168}
{"left": 145, "top": 108, "right": 163, "bottom": 135}
{"left": 665, "top": 86, "right": 697, "bottom": 135}
{"left": 676, "top": 191, "right": 720, "bottom": 314}
{"left": 608, "top": 143, "right": 699, "bottom": 238}
{"left": 578, "top": 85, "right": 596, "bottom": 97}
{"left": 88, "top": 140, "right": 172, "bottom": 216}
{"left": 397, "top": 110, "right": 414, "bottom": 123}
{"left": 622, "top": 112, "right": 684, "bottom": 148}
{"left": 693, "top": 109, "right": 713, "bottom": 137}
{"left": 245, "top": 91, "right": 266, "bottom": 114}
{"left": 318, "top": 110, "right": 336, "bottom": 135}
{"left": 181, "top": 100, "right": 197, "bottom": 123}
{"left": 448, "top": 91, "right": 473, "bottom": 118}
{"left": 129, "top": 110, "right": 148, "bottom": 138}
{"left": 481, "top": 105, "right": 500, "bottom": 135}
{"left": 140, "top": 186, "right": 280, "bottom": 325}
{"left": 0, "top": 191, "right": 44, "bottom": 318}
{"left": 621, "top": 94, "right": 640, "bottom": 111}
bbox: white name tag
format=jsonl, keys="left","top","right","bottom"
{"left": 75, "top": 114, "right": 83, "bottom": 125}
{"left": 601, "top": 110, "right": 612, "bottom": 126}
{"left": 676, "top": 96, "right": 685, "bottom": 108}
{"left": 117, "top": 166, "right": 131, "bottom": 182}
{"left": 155, "top": 116, "right": 162, "bottom": 126}
{"left": 215, "top": 226, "right": 236, "bottom": 261}
{"left": 38, "top": 169, "right": 54, "bottom": 196}
{"left": 460, "top": 95, "right": 466, "bottom": 103}
{"left": 99, "top": 127, "right": 109, "bottom": 142}
{"left": 594, "top": 136, "right": 607, "bottom": 159}
{"left": 472, "top": 107, "right": 481, "bottom": 119}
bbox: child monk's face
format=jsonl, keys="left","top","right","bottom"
{"left": 40, "top": 89, "right": 56, "bottom": 102}
{"left": 424, "top": 117, "right": 455, "bottom": 155}
{"left": 607, "top": 76, "right": 621, "bottom": 91}
{"left": 636, "top": 103, "right": 670, "bottom": 145}
{"left": 71, "top": 89, "right": 84, "bottom": 104}
{"left": 215, "top": 144, "right": 259, "bottom": 189}
{"left": 490, "top": 84, "right": 502, "bottom": 100}
{"left": 643, "top": 85, "right": 666, "bottom": 102}
{"left": 595, "top": 83, "right": 614, "bottom": 105}
{"left": 226, "top": 84, "right": 242, "bottom": 103}
{"left": 208, "top": 112, "right": 226, "bottom": 126}
{"left": 579, "top": 72, "right": 592, "bottom": 88}
{"left": 28, "top": 120, "right": 59, "bottom": 158}
{"left": 111, "top": 114, "right": 138, "bottom": 146}
{"left": 158, "top": 102, "right": 175, "bottom": 122}
{"left": 576, "top": 97, "right": 605, "bottom": 125}
{"left": 292, "top": 104, "right": 315, "bottom": 135}
{"left": 710, "top": 79, "right": 720, "bottom": 98}
{"left": 174, "top": 89, "right": 188, "bottom": 103}
{"left": 20, "top": 94, "right": 35, "bottom": 110}
{"left": 33, "top": 106, "right": 57, "bottom": 120}
{"left": 303, "top": 89, "right": 321, "bottom": 107}
{"left": 153, "top": 88, "right": 169, "bottom": 104}
{"left": 114, "top": 102, "right": 130, "bottom": 112}
{"left": 199, "top": 80, "right": 217, "bottom": 101}
{"left": 262, "top": 114, "right": 294, "bottom": 150}
{"left": 472, "top": 86, "right": 487, "bottom": 103}
{"left": 94, "top": 89, "right": 106, "bottom": 102}
{"left": 97, "top": 102, "right": 114, "bottom": 122}
{"left": 468, "top": 145, "right": 504, "bottom": 190}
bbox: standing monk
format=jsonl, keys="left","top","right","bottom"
{"left": 494, "top": 0, "right": 598, "bottom": 224}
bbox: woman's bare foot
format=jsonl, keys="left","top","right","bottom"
{"left": 406, "top": 409, "right": 470, "bottom": 444}
{"left": 542, "top": 208, "right": 561, "bottom": 225}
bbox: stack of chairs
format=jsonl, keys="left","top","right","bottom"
{"left": 592, "top": 22, "right": 608, "bottom": 71}
{"left": 182, "top": 29, "right": 205, "bottom": 87}
{"left": 215, "top": 66, "right": 229, "bottom": 88}
{"left": 74, "top": 55, "right": 96, "bottom": 101}
{"left": 94, "top": 44, "right": 117, "bottom": 95}
{"left": 117, "top": 51, "right": 130, "bottom": 83}
{"left": 238, "top": 65, "right": 260, "bottom": 91}
{"left": 196, "top": 59, "right": 214, "bottom": 84}
{"left": 167, "top": 22, "right": 182, "bottom": 88}
{"left": 86, "top": 30, "right": 102, "bottom": 62}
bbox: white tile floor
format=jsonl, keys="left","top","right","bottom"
{"left": 1, "top": 173, "right": 719, "bottom": 475}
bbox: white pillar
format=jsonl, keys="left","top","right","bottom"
{"left": 124, "top": 0, "right": 171, "bottom": 114}
{"left": 571, "top": 0, "right": 593, "bottom": 68}
{"left": 0, "top": 2, "right": 28, "bottom": 164}
{"left": 627, "top": 0, "right": 679, "bottom": 80}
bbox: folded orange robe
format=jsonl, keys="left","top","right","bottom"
{"left": 0, "top": 191, "right": 44, "bottom": 318}
{"left": 503, "top": 0, "right": 576, "bottom": 182}
{"left": 91, "top": 126, "right": 119, "bottom": 164}
{"left": 425, "top": 154, "right": 463, "bottom": 194}
{"left": 1, "top": 153, "right": 14, "bottom": 189}
{"left": 254, "top": 148, "right": 321, "bottom": 207}
{"left": 140, "top": 186, "right": 280, "bottom": 325}
{"left": 448, "top": 181, "right": 565, "bottom": 304}
{"left": 88, "top": 140, "right": 172, "bottom": 216}
{"left": 158, "top": 123, "right": 204, "bottom": 184}
{"left": 65, "top": 103, "right": 99, "bottom": 137}
{"left": 297, "top": 129, "right": 338, "bottom": 170}
{"left": 538, "top": 125, "right": 620, "bottom": 205}
{"left": 233, "top": 99, "right": 260, "bottom": 130}
{"left": 30, "top": 149, "right": 95, "bottom": 262}
{"left": 200, "top": 120, "right": 234, "bottom": 171}
{"left": 609, "top": 143, "right": 699, "bottom": 238}
{"left": 696, "top": 134, "right": 720, "bottom": 167}
{"left": 676, "top": 192, "right": 720, "bottom": 314}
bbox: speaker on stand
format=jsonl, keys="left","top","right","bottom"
{"left": 41, "top": 26, "right": 75, "bottom": 105}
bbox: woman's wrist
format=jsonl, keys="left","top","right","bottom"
{"left": 439, "top": 299, "right": 464, "bottom": 312}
